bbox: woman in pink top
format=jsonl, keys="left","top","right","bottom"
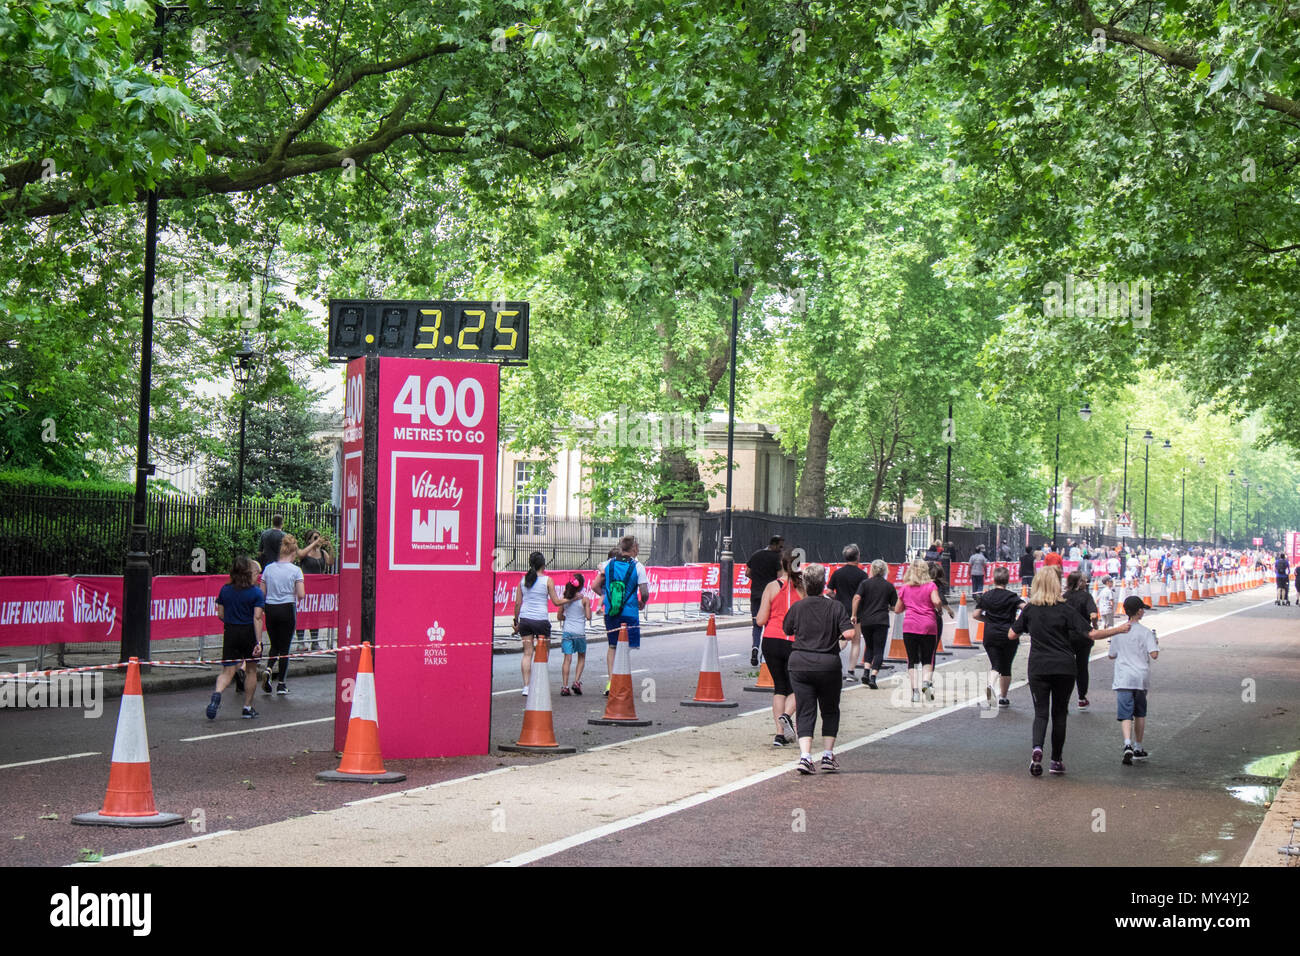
{"left": 894, "top": 559, "right": 943, "bottom": 702}
{"left": 755, "top": 552, "right": 804, "bottom": 747}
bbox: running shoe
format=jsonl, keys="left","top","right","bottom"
{"left": 262, "top": 670, "right": 273, "bottom": 694}
{"left": 1049, "top": 760, "right": 1065, "bottom": 775}
{"left": 242, "top": 706, "right": 259, "bottom": 719}
{"left": 206, "top": 692, "right": 221, "bottom": 720}
{"left": 867, "top": 676, "right": 878, "bottom": 690}
{"left": 911, "top": 689, "right": 921, "bottom": 703}
{"left": 773, "top": 734, "right": 786, "bottom": 748}
{"left": 1122, "top": 744, "right": 1134, "bottom": 765}
{"left": 821, "top": 753, "right": 840, "bottom": 773}
{"left": 571, "top": 681, "right": 582, "bottom": 695}
{"left": 779, "top": 714, "right": 796, "bottom": 741}
{"left": 998, "top": 698, "right": 1010, "bottom": 708}
{"left": 560, "top": 686, "right": 571, "bottom": 696}
{"left": 1132, "top": 746, "right": 1149, "bottom": 759}
{"left": 796, "top": 756, "right": 815, "bottom": 775}
{"left": 233, "top": 669, "right": 245, "bottom": 694}
{"left": 276, "top": 682, "right": 288, "bottom": 695}
{"left": 750, "top": 647, "right": 759, "bottom": 666}
{"left": 520, "top": 687, "right": 528, "bottom": 697}
{"left": 924, "top": 681, "right": 934, "bottom": 702}
{"left": 986, "top": 683, "right": 995, "bottom": 707}
{"left": 1077, "top": 697, "right": 1090, "bottom": 709}
{"left": 1030, "top": 747, "right": 1043, "bottom": 776}
{"left": 603, "top": 681, "right": 611, "bottom": 697}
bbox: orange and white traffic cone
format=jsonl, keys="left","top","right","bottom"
{"left": 949, "top": 593, "right": 974, "bottom": 648}
{"left": 589, "top": 624, "right": 652, "bottom": 726}
{"left": 73, "top": 658, "right": 183, "bottom": 828}
{"left": 1156, "top": 575, "right": 1169, "bottom": 607}
{"left": 973, "top": 618, "right": 985, "bottom": 645}
{"left": 744, "top": 658, "right": 776, "bottom": 692}
{"left": 317, "top": 642, "right": 406, "bottom": 782}
{"left": 682, "top": 615, "right": 738, "bottom": 708}
{"left": 500, "top": 637, "right": 576, "bottom": 753}
{"left": 884, "top": 611, "right": 908, "bottom": 663}
{"left": 1141, "top": 576, "right": 1153, "bottom": 609}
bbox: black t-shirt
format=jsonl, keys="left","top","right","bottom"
{"left": 258, "top": 528, "right": 285, "bottom": 567}
{"left": 1064, "top": 589, "right": 1098, "bottom": 649}
{"left": 1019, "top": 553, "right": 1035, "bottom": 577}
{"left": 783, "top": 596, "right": 853, "bottom": 671}
{"left": 746, "top": 549, "right": 783, "bottom": 607}
{"left": 974, "top": 587, "right": 1022, "bottom": 642}
{"left": 828, "top": 564, "right": 868, "bottom": 617}
{"left": 1275, "top": 556, "right": 1289, "bottom": 579}
{"left": 301, "top": 551, "right": 328, "bottom": 575}
{"left": 854, "top": 576, "right": 898, "bottom": 627}
{"left": 1012, "top": 602, "right": 1091, "bottom": 677}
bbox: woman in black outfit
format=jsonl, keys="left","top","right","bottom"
{"left": 1063, "top": 570, "right": 1099, "bottom": 709}
{"left": 852, "top": 559, "right": 897, "bottom": 689}
{"left": 1011, "top": 569, "right": 1129, "bottom": 776}
{"left": 783, "top": 564, "right": 856, "bottom": 775}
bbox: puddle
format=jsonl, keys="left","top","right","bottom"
{"left": 1227, "top": 785, "right": 1277, "bottom": 806}
{"left": 1197, "top": 850, "right": 1221, "bottom": 864}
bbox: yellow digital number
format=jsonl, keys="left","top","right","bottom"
{"left": 416, "top": 309, "right": 442, "bottom": 349}
{"left": 458, "top": 309, "right": 485, "bottom": 349}
{"left": 494, "top": 310, "right": 519, "bottom": 351}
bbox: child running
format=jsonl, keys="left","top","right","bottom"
{"left": 1110, "top": 596, "right": 1159, "bottom": 764}
{"left": 557, "top": 574, "right": 591, "bottom": 696}
{"left": 1097, "top": 576, "right": 1116, "bottom": 628}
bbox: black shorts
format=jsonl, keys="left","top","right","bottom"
{"left": 983, "top": 637, "right": 1018, "bottom": 675}
{"left": 761, "top": 637, "right": 794, "bottom": 696}
{"left": 222, "top": 623, "right": 260, "bottom": 664}
{"left": 518, "top": 618, "right": 552, "bottom": 638}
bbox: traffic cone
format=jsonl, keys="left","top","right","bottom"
{"left": 744, "top": 658, "right": 776, "bottom": 692}
{"left": 1190, "top": 575, "right": 1201, "bottom": 601}
{"left": 682, "top": 615, "right": 738, "bottom": 708}
{"left": 1156, "top": 576, "right": 1169, "bottom": 607}
{"left": 589, "top": 624, "right": 652, "bottom": 725}
{"left": 500, "top": 637, "right": 576, "bottom": 753}
{"left": 73, "top": 658, "right": 184, "bottom": 828}
{"left": 973, "top": 618, "right": 985, "bottom": 645}
{"left": 317, "top": 642, "right": 406, "bottom": 782}
{"left": 884, "top": 611, "right": 908, "bottom": 663}
{"left": 949, "top": 593, "right": 974, "bottom": 648}
{"left": 1141, "top": 576, "right": 1153, "bottom": 609}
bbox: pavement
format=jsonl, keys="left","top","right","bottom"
{"left": 0, "top": 584, "right": 1279, "bottom": 869}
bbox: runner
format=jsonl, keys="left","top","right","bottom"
{"left": 261, "top": 534, "right": 304, "bottom": 695}
{"left": 593, "top": 535, "right": 651, "bottom": 695}
{"left": 1063, "top": 570, "right": 1099, "bottom": 710}
{"left": 828, "top": 544, "right": 868, "bottom": 681}
{"left": 969, "top": 545, "right": 988, "bottom": 595}
{"left": 745, "top": 535, "right": 784, "bottom": 667}
{"left": 972, "top": 566, "right": 1023, "bottom": 708}
{"left": 896, "top": 559, "right": 942, "bottom": 703}
{"left": 782, "top": 564, "right": 855, "bottom": 774}
{"left": 1010, "top": 569, "right": 1131, "bottom": 776}
{"left": 512, "top": 551, "right": 564, "bottom": 695}
{"left": 1019, "top": 546, "right": 1035, "bottom": 591}
{"left": 852, "top": 559, "right": 897, "bottom": 690}
{"left": 207, "top": 555, "right": 266, "bottom": 720}
{"left": 1275, "top": 552, "right": 1290, "bottom": 605}
{"left": 755, "top": 552, "right": 803, "bottom": 746}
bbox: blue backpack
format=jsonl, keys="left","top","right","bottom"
{"left": 605, "top": 559, "right": 639, "bottom": 617}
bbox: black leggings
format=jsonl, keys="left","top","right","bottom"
{"left": 1074, "top": 643, "right": 1092, "bottom": 698}
{"left": 863, "top": 623, "right": 890, "bottom": 671}
{"left": 264, "top": 603, "right": 296, "bottom": 682}
{"left": 1029, "top": 674, "right": 1075, "bottom": 760}
{"left": 903, "top": 633, "right": 938, "bottom": 668}
{"left": 789, "top": 669, "right": 842, "bottom": 740}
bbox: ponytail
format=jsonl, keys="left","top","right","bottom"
{"left": 524, "top": 551, "right": 545, "bottom": 590}
{"left": 564, "top": 572, "right": 585, "bottom": 601}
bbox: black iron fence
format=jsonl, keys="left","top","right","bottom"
{"left": 700, "top": 511, "right": 909, "bottom": 565}
{"left": 0, "top": 489, "right": 339, "bottom": 577}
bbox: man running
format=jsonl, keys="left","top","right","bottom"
{"left": 745, "top": 535, "right": 784, "bottom": 666}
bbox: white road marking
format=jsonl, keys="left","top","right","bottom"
{"left": 343, "top": 765, "right": 520, "bottom": 807}
{"left": 73, "top": 829, "right": 237, "bottom": 865}
{"left": 492, "top": 688, "right": 525, "bottom": 696}
{"left": 587, "top": 726, "right": 698, "bottom": 752}
{"left": 719, "top": 654, "right": 740, "bottom": 659}
{"left": 0, "top": 752, "right": 100, "bottom": 771}
{"left": 180, "top": 717, "right": 332, "bottom": 742}
{"left": 492, "top": 595, "right": 1272, "bottom": 866}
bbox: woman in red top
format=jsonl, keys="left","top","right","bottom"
{"left": 755, "top": 552, "right": 804, "bottom": 747}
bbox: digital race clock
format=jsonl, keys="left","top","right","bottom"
{"left": 328, "top": 299, "right": 529, "bottom": 364}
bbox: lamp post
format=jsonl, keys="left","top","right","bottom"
{"left": 1052, "top": 402, "right": 1092, "bottom": 551}
{"left": 718, "top": 258, "right": 740, "bottom": 616}
{"left": 229, "top": 335, "right": 257, "bottom": 507}
{"left": 1141, "top": 437, "right": 1171, "bottom": 548}
{"left": 1227, "top": 469, "right": 1235, "bottom": 546}
{"left": 1242, "top": 478, "right": 1250, "bottom": 544}
{"left": 943, "top": 400, "right": 953, "bottom": 546}
{"left": 1121, "top": 425, "right": 1153, "bottom": 551}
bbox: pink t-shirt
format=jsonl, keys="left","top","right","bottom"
{"left": 899, "top": 582, "right": 938, "bottom": 635}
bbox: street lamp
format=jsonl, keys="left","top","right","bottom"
{"left": 1051, "top": 403, "right": 1092, "bottom": 551}
{"left": 718, "top": 258, "right": 741, "bottom": 616}
{"left": 1227, "top": 469, "right": 1235, "bottom": 545}
{"left": 1121, "top": 426, "right": 1155, "bottom": 550}
{"left": 229, "top": 335, "right": 257, "bottom": 508}
{"left": 1141, "top": 435, "right": 1169, "bottom": 548}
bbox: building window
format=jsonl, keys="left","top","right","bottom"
{"left": 907, "top": 520, "right": 931, "bottom": 555}
{"left": 514, "top": 462, "right": 546, "bottom": 535}
{"left": 592, "top": 522, "right": 625, "bottom": 540}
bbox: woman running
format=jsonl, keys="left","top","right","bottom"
{"left": 1064, "top": 570, "right": 1099, "bottom": 709}
{"left": 782, "top": 564, "right": 856, "bottom": 774}
{"left": 896, "top": 559, "right": 943, "bottom": 702}
{"left": 1010, "top": 568, "right": 1130, "bottom": 776}
{"left": 755, "top": 551, "right": 803, "bottom": 746}
{"left": 972, "top": 566, "right": 1023, "bottom": 707}
{"left": 512, "top": 551, "right": 565, "bottom": 695}
{"left": 261, "top": 534, "right": 305, "bottom": 695}
{"left": 852, "top": 559, "right": 897, "bottom": 690}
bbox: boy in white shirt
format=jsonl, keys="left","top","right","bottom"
{"left": 1097, "top": 576, "right": 1116, "bottom": 628}
{"left": 1110, "top": 596, "right": 1159, "bottom": 765}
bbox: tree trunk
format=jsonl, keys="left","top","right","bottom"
{"left": 1060, "top": 479, "right": 1075, "bottom": 534}
{"left": 794, "top": 401, "right": 832, "bottom": 517}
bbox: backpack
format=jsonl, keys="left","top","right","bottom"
{"left": 605, "top": 558, "right": 639, "bottom": 617}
